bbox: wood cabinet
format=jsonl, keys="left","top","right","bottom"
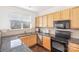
{"left": 68, "top": 42, "right": 79, "bottom": 52}
{"left": 35, "top": 7, "right": 79, "bottom": 29}
{"left": 47, "top": 14, "right": 53, "bottom": 28}
{"left": 53, "top": 12, "right": 61, "bottom": 21}
{"left": 35, "top": 17, "right": 39, "bottom": 27}
{"left": 42, "top": 36, "right": 51, "bottom": 51}
{"left": 38, "top": 16, "right": 43, "bottom": 27}
{"left": 61, "top": 9, "right": 70, "bottom": 20}
{"left": 21, "top": 34, "right": 37, "bottom": 47}
{"left": 30, "top": 35, "right": 37, "bottom": 47}
{"left": 42, "top": 15, "right": 47, "bottom": 27}
{"left": 35, "top": 16, "right": 43, "bottom": 27}
{"left": 70, "top": 7, "right": 79, "bottom": 29}
{"left": 21, "top": 36, "right": 30, "bottom": 47}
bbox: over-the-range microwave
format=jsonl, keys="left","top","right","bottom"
{"left": 54, "top": 20, "right": 70, "bottom": 29}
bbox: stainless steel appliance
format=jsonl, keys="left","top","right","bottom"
{"left": 51, "top": 20, "right": 71, "bottom": 52}
{"left": 54, "top": 20, "right": 70, "bottom": 29}
{"left": 51, "top": 30, "right": 71, "bottom": 52}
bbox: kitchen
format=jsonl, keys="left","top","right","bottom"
{"left": 0, "top": 6, "right": 79, "bottom": 52}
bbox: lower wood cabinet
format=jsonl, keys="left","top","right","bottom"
{"left": 68, "top": 42, "right": 79, "bottom": 52}
{"left": 21, "top": 34, "right": 37, "bottom": 47}
{"left": 29, "top": 35, "right": 37, "bottom": 47}
{"left": 42, "top": 36, "right": 51, "bottom": 51}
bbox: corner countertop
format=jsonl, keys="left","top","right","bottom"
{"left": 19, "top": 32, "right": 79, "bottom": 45}
{"left": 18, "top": 32, "right": 36, "bottom": 37}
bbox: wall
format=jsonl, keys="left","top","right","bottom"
{"left": 0, "top": 6, "right": 37, "bottom": 30}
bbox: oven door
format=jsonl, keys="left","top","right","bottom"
{"left": 52, "top": 41, "right": 65, "bottom": 52}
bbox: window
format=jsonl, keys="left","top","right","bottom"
{"left": 11, "top": 20, "right": 21, "bottom": 29}
{"left": 23, "top": 21, "right": 30, "bottom": 28}
{"left": 10, "top": 20, "right": 30, "bottom": 29}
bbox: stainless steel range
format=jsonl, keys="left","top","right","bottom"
{"left": 51, "top": 20, "right": 71, "bottom": 52}
{"left": 51, "top": 30, "right": 71, "bottom": 52}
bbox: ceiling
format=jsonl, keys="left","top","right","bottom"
{"left": 19, "top": 6, "right": 54, "bottom": 12}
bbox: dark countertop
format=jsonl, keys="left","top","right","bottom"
{"left": 18, "top": 32, "right": 79, "bottom": 45}
{"left": 37, "top": 32, "right": 55, "bottom": 37}
{"left": 18, "top": 32, "right": 36, "bottom": 37}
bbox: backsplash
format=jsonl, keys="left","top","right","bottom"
{"left": 71, "top": 30, "right": 79, "bottom": 39}
{"left": 49, "top": 28, "right": 79, "bottom": 39}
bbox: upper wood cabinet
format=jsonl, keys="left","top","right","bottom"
{"left": 53, "top": 12, "right": 61, "bottom": 21}
{"left": 47, "top": 14, "right": 53, "bottom": 28}
{"left": 61, "top": 9, "right": 70, "bottom": 20}
{"left": 35, "top": 16, "right": 43, "bottom": 27}
{"left": 42, "top": 15, "right": 48, "bottom": 27}
{"left": 35, "top": 17, "right": 39, "bottom": 27}
{"left": 38, "top": 16, "right": 43, "bottom": 27}
{"left": 70, "top": 7, "right": 79, "bottom": 29}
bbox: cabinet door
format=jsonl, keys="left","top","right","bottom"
{"left": 35, "top": 17, "right": 39, "bottom": 27}
{"left": 53, "top": 12, "right": 61, "bottom": 21}
{"left": 42, "top": 36, "right": 51, "bottom": 51}
{"left": 42, "top": 15, "right": 47, "bottom": 27}
{"left": 70, "top": 7, "right": 79, "bottom": 29}
{"left": 29, "top": 35, "right": 37, "bottom": 47}
{"left": 38, "top": 16, "right": 43, "bottom": 27}
{"left": 61, "top": 9, "right": 70, "bottom": 20}
{"left": 47, "top": 14, "right": 53, "bottom": 28}
{"left": 21, "top": 36, "right": 30, "bottom": 47}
